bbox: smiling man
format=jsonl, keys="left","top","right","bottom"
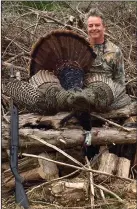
{"left": 87, "top": 15, "right": 105, "bottom": 44}
{"left": 86, "top": 8, "right": 126, "bottom": 86}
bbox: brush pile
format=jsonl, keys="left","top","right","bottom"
{"left": 2, "top": 2, "right": 137, "bottom": 209}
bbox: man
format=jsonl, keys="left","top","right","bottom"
{"left": 78, "top": 8, "right": 131, "bottom": 114}
{"left": 84, "top": 8, "right": 132, "bottom": 178}
{"left": 86, "top": 8, "right": 125, "bottom": 86}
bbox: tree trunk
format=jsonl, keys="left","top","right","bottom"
{"left": 3, "top": 102, "right": 137, "bottom": 129}
{"left": 2, "top": 125, "right": 136, "bottom": 155}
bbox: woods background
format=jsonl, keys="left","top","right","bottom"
{"left": 1, "top": 1, "right": 137, "bottom": 209}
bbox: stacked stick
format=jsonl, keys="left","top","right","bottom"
{"left": 2, "top": 101, "right": 137, "bottom": 208}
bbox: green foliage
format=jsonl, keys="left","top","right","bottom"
{"left": 21, "top": 1, "right": 66, "bottom": 11}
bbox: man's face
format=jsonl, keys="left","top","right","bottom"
{"left": 87, "top": 16, "right": 105, "bottom": 42}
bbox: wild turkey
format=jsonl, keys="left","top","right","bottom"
{"left": 3, "top": 29, "right": 131, "bottom": 160}
{"left": 3, "top": 30, "right": 94, "bottom": 114}
{"left": 3, "top": 29, "right": 131, "bottom": 115}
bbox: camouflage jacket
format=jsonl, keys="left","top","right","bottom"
{"left": 89, "top": 39, "right": 125, "bottom": 85}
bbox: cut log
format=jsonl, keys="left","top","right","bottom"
{"left": 4, "top": 167, "right": 47, "bottom": 189}
{"left": 3, "top": 112, "right": 76, "bottom": 130}
{"left": 27, "top": 178, "right": 89, "bottom": 207}
{"left": 3, "top": 152, "right": 59, "bottom": 191}
{"left": 116, "top": 157, "right": 131, "bottom": 178}
{"left": 2, "top": 102, "right": 136, "bottom": 129}
{"left": 97, "top": 147, "right": 118, "bottom": 182}
{"left": 3, "top": 147, "right": 85, "bottom": 192}
{"left": 2, "top": 124, "right": 136, "bottom": 155}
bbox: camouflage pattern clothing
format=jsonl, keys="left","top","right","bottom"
{"left": 84, "top": 39, "right": 131, "bottom": 111}
{"left": 89, "top": 39, "right": 125, "bottom": 85}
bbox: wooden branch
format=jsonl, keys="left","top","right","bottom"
{"left": 5, "top": 52, "right": 25, "bottom": 63}
{"left": 26, "top": 169, "right": 81, "bottom": 195}
{"left": 8, "top": 152, "right": 135, "bottom": 182}
{"left": 2, "top": 102, "right": 136, "bottom": 131}
{"left": 2, "top": 61, "right": 26, "bottom": 72}
{"left": 126, "top": 77, "right": 137, "bottom": 86}
{"left": 4, "top": 151, "right": 133, "bottom": 192}
{"left": 3, "top": 149, "right": 82, "bottom": 179}
{"left": 29, "top": 8, "right": 88, "bottom": 37}
{"left": 3, "top": 150, "right": 134, "bottom": 194}
{"left": 90, "top": 113, "right": 132, "bottom": 132}
{"left": 30, "top": 135, "right": 84, "bottom": 166}
{"left": 4, "top": 36, "right": 30, "bottom": 54}
{"left": 76, "top": 3, "right": 85, "bottom": 17}
{"left": 2, "top": 24, "right": 37, "bottom": 58}
{"left": 94, "top": 183, "right": 124, "bottom": 203}
{"left": 97, "top": 102, "right": 136, "bottom": 119}
{"left": 85, "top": 156, "right": 95, "bottom": 209}
{"left": 2, "top": 124, "right": 136, "bottom": 153}
{"left": 100, "top": 189, "right": 107, "bottom": 203}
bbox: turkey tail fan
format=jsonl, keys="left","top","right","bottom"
{"left": 84, "top": 73, "right": 131, "bottom": 109}
{"left": 29, "top": 70, "right": 61, "bottom": 89}
{"left": 29, "top": 29, "right": 96, "bottom": 79}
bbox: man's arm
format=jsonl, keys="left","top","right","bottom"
{"left": 113, "top": 47, "right": 126, "bottom": 85}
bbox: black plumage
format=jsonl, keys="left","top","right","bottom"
{"left": 58, "top": 67, "right": 84, "bottom": 91}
